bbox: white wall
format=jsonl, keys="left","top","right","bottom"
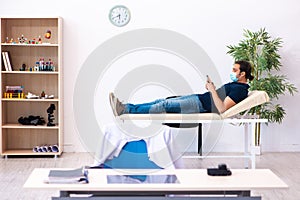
{"left": 1, "top": 0, "right": 300, "bottom": 153}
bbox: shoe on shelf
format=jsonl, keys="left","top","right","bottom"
{"left": 32, "top": 146, "right": 39, "bottom": 153}
{"left": 50, "top": 145, "right": 59, "bottom": 152}
{"left": 26, "top": 92, "right": 39, "bottom": 99}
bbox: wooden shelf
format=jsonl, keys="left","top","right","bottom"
{"left": 1, "top": 149, "right": 61, "bottom": 156}
{"left": 1, "top": 43, "right": 59, "bottom": 47}
{"left": 2, "top": 98, "right": 59, "bottom": 102}
{"left": 0, "top": 17, "right": 63, "bottom": 157}
{"left": 2, "top": 124, "right": 59, "bottom": 129}
{"left": 1, "top": 71, "right": 59, "bottom": 74}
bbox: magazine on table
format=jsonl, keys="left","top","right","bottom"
{"left": 45, "top": 167, "right": 89, "bottom": 184}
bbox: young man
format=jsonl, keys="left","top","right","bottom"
{"left": 110, "top": 60, "right": 254, "bottom": 116}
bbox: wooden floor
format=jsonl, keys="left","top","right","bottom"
{"left": 0, "top": 152, "right": 299, "bottom": 200}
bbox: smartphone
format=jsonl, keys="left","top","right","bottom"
{"left": 206, "top": 75, "right": 211, "bottom": 83}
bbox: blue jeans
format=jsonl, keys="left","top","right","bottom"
{"left": 124, "top": 94, "right": 207, "bottom": 114}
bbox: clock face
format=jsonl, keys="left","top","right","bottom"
{"left": 109, "top": 5, "right": 131, "bottom": 27}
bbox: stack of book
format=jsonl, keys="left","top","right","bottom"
{"left": 45, "top": 167, "right": 89, "bottom": 184}
{"left": 4, "top": 86, "right": 24, "bottom": 98}
{"left": 1, "top": 51, "right": 13, "bottom": 71}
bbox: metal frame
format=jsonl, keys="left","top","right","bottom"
{"left": 124, "top": 117, "right": 267, "bottom": 169}
{"left": 59, "top": 189, "right": 252, "bottom": 198}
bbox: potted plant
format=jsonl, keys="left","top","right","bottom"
{"left": 227, "top": 28, "right": 297, "bottom": 152}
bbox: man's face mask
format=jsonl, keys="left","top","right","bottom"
{"left": 230, "top": 72, "right": 239, "bottom": 82}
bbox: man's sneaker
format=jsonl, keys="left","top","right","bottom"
{"left": 115, "top": 97, "right": 125, "bottom": 116}
{"left": 109, "top": 92, "right": 118, "bottom": 116}
{"left": 109, "top": 92, "right": 125, "bottom": 116}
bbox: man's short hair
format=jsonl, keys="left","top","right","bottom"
{"left": 235, "top": 60, "right": 254, "bottom": 81}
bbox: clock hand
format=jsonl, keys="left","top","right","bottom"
{"left": 112, "top": 14, "right": 121, "bottom": 20}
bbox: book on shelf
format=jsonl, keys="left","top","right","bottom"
{"left": 4, "top": 51, "right": 13, "bottom": 71}
{"left": 6, "top": 85, "right": 24, "bottom": 93}
{"left": 1, "top": 51, "right": 13, "bottom": 71}
{"left": 1, "top": 52, "right": 9, "bottom": 71}
{"left": 45, "top": 167, "right": 89, "bottom": 184}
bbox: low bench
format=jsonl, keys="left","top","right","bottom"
{"left": 117, "top": 91, "right": 270, "bottom": 169}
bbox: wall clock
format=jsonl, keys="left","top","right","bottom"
{"left": 109, "top": 5, "right": 131, "bottom": 27}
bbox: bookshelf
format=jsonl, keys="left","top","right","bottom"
{"left": 0, "top": 17, "right": 63, "bottom": 158}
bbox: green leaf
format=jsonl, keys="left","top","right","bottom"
{"left": 227, "top": 28, "right": 298, "bottom": 124}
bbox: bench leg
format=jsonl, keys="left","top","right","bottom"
{"left": 251, "top": 122, "right": 256, "bottom": 169}
{"left": 198, "top": 123, "right": 202, "bottom": 156}
{"left": 244, "top": 123, "right": 249, "bottom": 169}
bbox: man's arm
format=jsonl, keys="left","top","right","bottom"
{"left": 206, "top": 82, "right": 236, "bottom": 113}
